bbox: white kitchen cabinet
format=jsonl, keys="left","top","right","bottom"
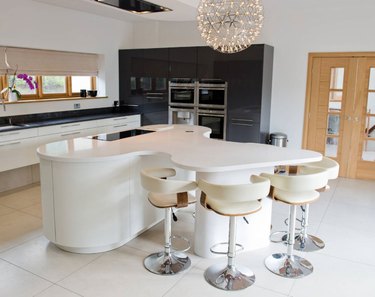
{"left": 96, "top": 115, "right": 141, "bottom": 133}
{"left": 0, "top": 114, "right": 141, "bottom": 172}
{"left": 38, "top": 120, "right": 98, "bottom": 136}
{"left": 0, "top": 128, "right": 38, "bottom": 143}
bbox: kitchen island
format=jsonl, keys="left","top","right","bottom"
{"left": 37, "top": 125, "right": 321, "bottom": 257}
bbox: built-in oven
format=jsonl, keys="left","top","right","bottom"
{"left": 169, "top": 79, "right": 196, "bottom": 107}
{"left": 197, "top": 79, "right": 227, "bottom": 109}
{"left": 168, "top": 106, "right": 197, "bottom": 125}
{"left": 198, "top": 109, "right": 226, "bottom": 140}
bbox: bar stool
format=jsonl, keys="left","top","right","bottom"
{"left": 293, "top": 157, "right": 339, "bottom": 252}
{"left": 198, "top": 175, "right": 270, "bottom": 290}
{"left": 261, "top": 167, "right": 328, "bottom": 278}
{"left": 270, "top": 157, "right": 339, "bottom": 252}
{"left": 140, "top": 168, "right": 197, "bottom": 275}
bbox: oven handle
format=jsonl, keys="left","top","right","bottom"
{"left": 198, "top": 113, "right": 225, "bottom": 117}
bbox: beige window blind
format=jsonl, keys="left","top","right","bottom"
{"left": 0, "top": 46, "right": 99, "bottom": 76}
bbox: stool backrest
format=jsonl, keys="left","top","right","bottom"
{"left": 261, "top": 167, "right": 328, "bottom": 192}
{"left": 304, "top": 157, "right": 339, "bottom": 180}
{"left": 141, "top": 168, "right": 197, "bottom": 194}
{"left": 198, "top": 175, "right": 270, "bottom": 203}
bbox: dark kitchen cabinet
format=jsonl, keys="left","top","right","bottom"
{"left": 119, "top": 45, "right": 273, "bottom": 135}
{"left": 119, "top": 48, "right": 169, "bottom": 125}
{"left": 169, "top": 47, "right": 197, "bottom": 78}
{"left": 197, "top": 45, "right": 273, "bottom": 143}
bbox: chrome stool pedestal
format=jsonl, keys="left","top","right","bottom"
{"left": 204, "top": 217, "right": 255, "bottom": 290}
{"left": 265, "top": 205, "right": 313, "bottom": 278}
{"left": 294, "top": 204, "right": 325, "bottom": 251}
{"left": 144, "top": 208, "right": 191, "bottom": 275}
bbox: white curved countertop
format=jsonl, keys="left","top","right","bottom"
{"left": 37, "top": 124, "right": 321, "bottom": 172}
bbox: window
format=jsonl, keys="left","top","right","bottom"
{"left": 0, "top": 46, "right": 99, "bottom": 101}
{"left": 1, "top": 74, "right": 96, "bottom": 100}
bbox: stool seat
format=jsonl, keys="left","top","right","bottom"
{"left": 273, "top": 189, "right": 319, "bottom": 205}
{"left": 207, "top": 200, "right": 261, "bottom": 217}
{"left": 148, "top": 192, "right": 196, "bottom": 208}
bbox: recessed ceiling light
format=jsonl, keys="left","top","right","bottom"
{"left": 95, "top": 0, "right": 172, "bottom": 14}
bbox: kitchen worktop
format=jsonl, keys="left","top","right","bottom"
{"left": 0, "top": 105, "right": 140, "bottom": 132}
{"left": 37, "top": 124, "right": 321, "bottom": 172}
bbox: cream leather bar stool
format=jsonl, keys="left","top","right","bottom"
{"left": 261, "top": 167, "right": 328, "bottom": 278}
{"left": 140, "top": 168, "right": 197, "bottom": 275}
{"left": 292, "top": 157, "right": 339, "bottom": 252}
{"left": 198, "top": 175, "right": 270, "bottom": 291}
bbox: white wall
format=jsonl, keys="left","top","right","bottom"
{"left": 0, "top": 0, "right": 134, "bottom": 117}
{"left": 132, "top": 0, "right": 375, "bottom": 148}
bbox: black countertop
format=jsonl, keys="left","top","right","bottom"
{"left": 0, "top": 105, "right": 141, "bottom": 133}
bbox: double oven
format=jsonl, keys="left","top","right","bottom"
{"left": 168, "top": 79, "right": 227, "bottom": 140}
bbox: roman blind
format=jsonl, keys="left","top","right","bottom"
{"left": 0, "top": 46, "right": 99, "bottom": 76}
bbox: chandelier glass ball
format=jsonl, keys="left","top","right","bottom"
{"left": 197, "top": 0, "right": 264, "bottom": 54}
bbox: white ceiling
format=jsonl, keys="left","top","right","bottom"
{"left": 34, "top": 0, "right": 200, "bottom": 22}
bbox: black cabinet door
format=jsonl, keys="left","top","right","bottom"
{"left": 119, "top": 48, "right": 169, "bottom": 124}
{"left": 169, "top": 47, "right": 197, "bottom": 78}
{"left": 227, "top": 122, "right": 261, "bottom": 143}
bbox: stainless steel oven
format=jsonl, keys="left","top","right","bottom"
{"left": 169, "top": 79, "right": 197, "bottom": 107}
{"left": 197, "top": 80, "right": 227, "bottom": 109}
{"left": 198, "top": 109, "right": 226, "bottom": 140}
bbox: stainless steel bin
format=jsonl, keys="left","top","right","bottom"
{"left": 269, "top": 132, "right": 288, "bottom": 147}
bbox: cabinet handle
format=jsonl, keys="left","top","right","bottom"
{"left": 0, "top": 141, "right": 21, "bottom": 147}
{"left": 232, "top": 123, "right": 254, "bottom": 127}
{"left": 60, "top": 131, "right": 81, "bottom": 137}
{"left": 0, "top": 131, "right": 21, "bottom": 137}
{"left": 61, "top": 123, "right": 81, "bottom": 128}
{"left": 113, "top": 117, "right": 127, "bottom": 121}
{"left": 113, "top": 124, "right": 127, "bottom": 128}
{"left": 232, "top": 118, "right": 253, "bottom": 122}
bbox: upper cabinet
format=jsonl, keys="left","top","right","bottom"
{"left": 169, "top": 47, "right": 197, "bottom": 78}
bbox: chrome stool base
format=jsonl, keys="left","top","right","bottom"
{"left": 265, "top": 253, "right": 313, "bottom": 278}
{"left": 294, "top": 234, "right": 325, "bottom": 252}
{"left": 144, "top": 251, "right": 191, "bottom": 275}
{"left": 204, "top": 263, "right": 255, "bottom": 291}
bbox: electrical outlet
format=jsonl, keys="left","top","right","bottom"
{"left": 74, "top": 103, "right": 81, "bottom": 109}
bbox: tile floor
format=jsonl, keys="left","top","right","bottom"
{"left": 0, "top": 178, "right": 375, "bottom": 297}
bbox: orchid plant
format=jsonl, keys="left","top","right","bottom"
{"left": 1, "top": 68, "right": 38, "bottom": 99}
{"left": 1, "top": 48, "right": 38, "bottom": 100}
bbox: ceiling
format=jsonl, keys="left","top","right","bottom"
{"left": 34, "top": 0, "right": 200, "bottom": 22}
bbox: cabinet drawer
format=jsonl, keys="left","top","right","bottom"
{"left": 38, "top": 120, "right": 98, "bottom": 136}
{"left": 0, "top": 128, "right": 38, "bottom": 143}
{"left": 97, "top": 115, "right": 141, "bottom": 127}
{"left": 102, "top": 121, "right": 140, "bottom": 134}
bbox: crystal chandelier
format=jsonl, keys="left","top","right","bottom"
{"left": 197, "top": 0, "right": 264, "bottom": 54}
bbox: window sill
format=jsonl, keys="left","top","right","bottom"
{"left": 3, "top": 96, "right": 108, "bottom": 104}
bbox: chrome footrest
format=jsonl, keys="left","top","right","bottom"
{"left": 269, "top": 231, "right": 288, "bottom": 243}
{"left": 171, "top": 234, "right": 191, "bottom": 253}
{"left": 210, "top": 242, "right": 244, "bottom": 255}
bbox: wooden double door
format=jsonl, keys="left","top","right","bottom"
{"left": 303, "top": 53, "right": 375, "bottom": 180}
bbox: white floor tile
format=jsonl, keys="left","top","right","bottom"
{"left": 290, "top": 252, "right": 375, "bottom": 297}
{"left": 58, "top": 246, "right": 187, "bottom": 297}
{"left": 0, "top": 259, "right": 51, "bottom": 297}
{"left": 0, "top": 186, "right": 40, "bottom": 210}
{"left": 35, "top": 285, "right": 82, "bottom": 297}
{"left": 316, "top": 222, "right": 375, "bottom": 266}
{"left": 0, "top": 236, "right": 101, "bottom": 283}
{"left": 0, "top": 211, "right": 42, "bottom": 252}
